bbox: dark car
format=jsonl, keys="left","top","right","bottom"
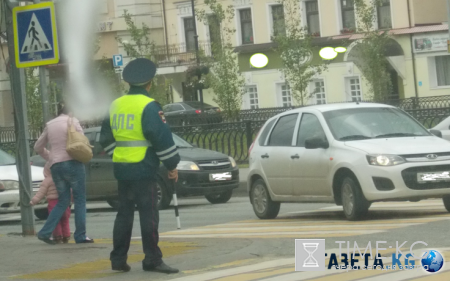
{"left": 30, "top": 127, "right": 239, "bottom": 219}
{"left": 163, "top": 101, "right": 222, "bottom": 125}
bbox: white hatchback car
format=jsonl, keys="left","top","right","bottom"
{"left": 0, "top": 148, "right": 46, "bottom": 215}
{"left": 247, "top": 103, "right": 450, "bottom": 220}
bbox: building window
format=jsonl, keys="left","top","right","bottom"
{"left": 239, "top": 9, "right": 254, "bottom": 44}
{"left": 305, "top": 0, "right": 320, "bottom": 35}
{"left": 184, "top": 17, "right": 196, "bottom": 51}
{"left": 208, "top": 15, "right": 222, "bottom": 55}
{"left": 436, "top": 55, "right": 450, "bottom": 86}
{"left": 377, "top": 0, "right": 391, "bottom": 29}
{"left": 346, "top": 77, "right": 361, "bottom": 101}
{"left": 280, "top": 83, "right": 292, "bottom": 107}
{"left": 245, "top": 86, "right": 259, "bottom": 109}
{"left": 271, "top": 5, "right": 286, "bottom": 38}
{"left": 341, "top": 0, "right": 355, "bottom": 30}
{"left": 313, "top": 80, "right": 326, "bottom": 104}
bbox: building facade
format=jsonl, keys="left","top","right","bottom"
{"left": 156, "top": 0, "right": 449, "bottom": 109}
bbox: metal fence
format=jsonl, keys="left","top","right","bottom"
{"left": 2, "top": 95, "right": 450, "bottom": 162}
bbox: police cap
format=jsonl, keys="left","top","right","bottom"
{"left": 122, "top": 58, "right": 157, "bottom": 86}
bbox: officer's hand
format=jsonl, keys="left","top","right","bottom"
{"left": 168, "top": 169, "right": 178, "bottom": 182}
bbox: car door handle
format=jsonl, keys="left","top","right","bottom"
{"left": 291, "top": 154, "right": 300, "bottom": 159}
{"left": 261, "top": 153, "right": 269, "bottom": 159}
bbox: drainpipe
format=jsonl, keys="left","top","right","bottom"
{"left": 407, "top": 0, "right": 419, "bottom": 100}
{"left": 162, "top": 0, "right": 170, "bottom": 61}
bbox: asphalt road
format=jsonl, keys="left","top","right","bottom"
{"left": 1, "top": 195, "right": 450, "bottom": 281}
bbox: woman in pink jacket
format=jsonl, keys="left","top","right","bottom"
{"left": 30, "top": 162, "right": 71, "bottom": 244}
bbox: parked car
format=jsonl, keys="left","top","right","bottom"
{"left": 247, "top": 103, "right": 450, "bottom": 221}
{"left": 163, "top": 101, "right": 222, "bottom": 125}
{"left": 30, "top": 127, "right": 239, "bottom": 218}
{"left": 0, "top": 148, "right": 46, "bottom": 215}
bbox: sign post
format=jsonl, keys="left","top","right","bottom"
{"left": 5, "top": 0, "right": 35, "bottom": 235}
{"left": 7, "top": 1, "right": 59, "bottom": 235}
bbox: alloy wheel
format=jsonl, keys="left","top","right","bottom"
{"left": 342, "top": 183, "right": 354, "bottom": 216}
{"left": 253, "top": 184, "right": 267, "bottom": 214}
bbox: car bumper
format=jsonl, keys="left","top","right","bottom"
{"left": 358, "top": 162, "right": 450, "bottom": 202}
{"left": 175, "top": 168, "right": 239, "bottom": 196}
{"left": 0, "top": 189, "right": 46, "bottom": 214}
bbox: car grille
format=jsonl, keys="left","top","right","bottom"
{"left": 32, "top": 181, "right": 42, "bottom": 189}
{"left": 196, "top": 159, "right": 231, "bottom": 171}
{"left": 401, "top": 165, "right": 450, "bottom": 190}
{"left": 399, "top": 152, "right": 450, "bottom": 162}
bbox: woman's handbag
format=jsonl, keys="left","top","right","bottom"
{"left": 66, "top": 117, "right": 93, "bottom": 163}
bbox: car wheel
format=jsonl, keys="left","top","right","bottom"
{"left": 341, "top": 177, "right": 370, "bottom": 221}
{"left": 443, "top": 195, "right": 450, "bottom": 212}
{"left": 205, "top": 190, "right": 233, "bottom": 204}
{"left": 251, "top": 179, "right": 280, "bottom": 219}
{"left": 157, "top": 178, "right": 172, "bottom": 210}
{"left": 34, "top": 208, "right": 49, "bottom": 220}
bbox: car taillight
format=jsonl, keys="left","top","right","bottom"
{"left": 216, "top": 108, "right": 221, "bottom": 112}
{"left": 195, "top": 110, "right": 201, "bottom": 114}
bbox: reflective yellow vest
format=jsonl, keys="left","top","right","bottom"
{"left": 110, "top": 94, "right": 155, "bottom": 163}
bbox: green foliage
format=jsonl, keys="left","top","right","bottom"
{"left": 353, "top": 0, "right": 393, "bottom": 102}
{"left": 196, "top": 0, "right": 245, "bottom": 119}
{"left": 273, "top": 0, "right": 327, "bottom": 106}
{"left": 115, "top": 10, "right": 171, "bottom": 105}
{"left": 25, "top": 68, "right": 58, "bottom": 130}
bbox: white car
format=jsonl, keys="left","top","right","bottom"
{"left": 0, "top": 148, "right": 46, "bottom": 215}
{"left": 247, "top": 103, "right": 450, "bottom": 220}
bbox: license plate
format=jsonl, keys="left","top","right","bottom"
{"left": 209, "top": 172, "right": 232, "bottom": 181}
{"left": 417, "top": 171, "right": 450, "bottom": 183}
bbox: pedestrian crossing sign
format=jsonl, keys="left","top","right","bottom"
{"left": 13, "top": 2, "right": 59, "bottom": 68}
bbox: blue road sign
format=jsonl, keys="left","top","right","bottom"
{"left": 113, "top": 54, "right": 123, "bottom": 67}
{"left": 13, "top": 2, "right": 59, "bottom": 68}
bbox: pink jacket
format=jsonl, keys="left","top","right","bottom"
{"left": 34, "top": 114, "right": 84, "bottom": 167}
{"left": 31, "top": 163, "right": 58, "bottom": 204}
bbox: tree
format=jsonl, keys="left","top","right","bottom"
{"left": 25, "top": 68, "right": 58, "bottom": 131}
{"left": 116, "top": 11, "right": 171, "bottom": 105}
{"left": 273, "top": 0, "right": 327, "bottom": 106}
{"left": 352, "top": 0, "right": 393, "bottom": 102}
{"left": 196, "top": 0, "right": 245, "bottom": 119}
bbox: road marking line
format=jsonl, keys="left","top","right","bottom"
{"left": 167, "top": 258, "right": 294, "bottom": 281}
{"left": 161, "top": 230, "right": 384, "bottom": 239}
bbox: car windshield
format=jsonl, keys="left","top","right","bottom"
{"left": 183, "top": 101, "right": 216, "bottom": 109}
{"left": 172, "top": 133, "right": 193, "bottom": 148}
{"left": 323, "top": 107, "right": 431, "bottom": 141}
{"left": 0, "top": 149, "right": 16, "bottom": 165}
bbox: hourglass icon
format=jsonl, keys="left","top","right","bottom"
{"left": 303, "top": 243, "right": 319, "bottom": 267}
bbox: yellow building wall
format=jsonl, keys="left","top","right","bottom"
{"left": 391, "top": 0, "right": 409, "bottom": 29}
{"left": 412, "top": 0, "right": 448, "bottom": 26}
{"left": 320, "top": 0, "right": 340, "bottom": 37}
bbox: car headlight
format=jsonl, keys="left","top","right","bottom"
{"left": 0, "top": 180, "right": 20, "bottom": 192}
{"left": 367, "top": 155, "right": 405, "bottom": 166}
{"left": 177, "top": 161, "right": 200, "bottom": 171}
{"left": 229, "top": 157, "right": 237, "bottom": 168}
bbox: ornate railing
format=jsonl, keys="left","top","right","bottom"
{"left": 3, "top": 95, "right": 450, "bottom": 162}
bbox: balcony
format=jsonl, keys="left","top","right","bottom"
{"left": 153, "top": 41, "right": 212, "bottom": 67}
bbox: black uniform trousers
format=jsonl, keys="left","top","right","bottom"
{"left": 110, "top": 179, "right": 163, "bottom": 268}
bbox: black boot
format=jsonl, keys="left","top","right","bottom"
{"left": 112, "top": 263, "right": 131, "bottom": 272}
{"left": 143, "top": 262, "right": 179, "bottom": 274}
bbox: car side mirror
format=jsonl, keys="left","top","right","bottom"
{"left": 305, "top": 136, "right": 329, "bottom": 149}
{"left": 430, "top": 129, "right": 442, "bottom": 138}
{"left": 190, "top": 143, "right": 198, "bottom": 148}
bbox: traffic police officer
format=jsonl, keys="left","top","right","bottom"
{"left": 100, "top": 58, "right": 180, "bottom": 273}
